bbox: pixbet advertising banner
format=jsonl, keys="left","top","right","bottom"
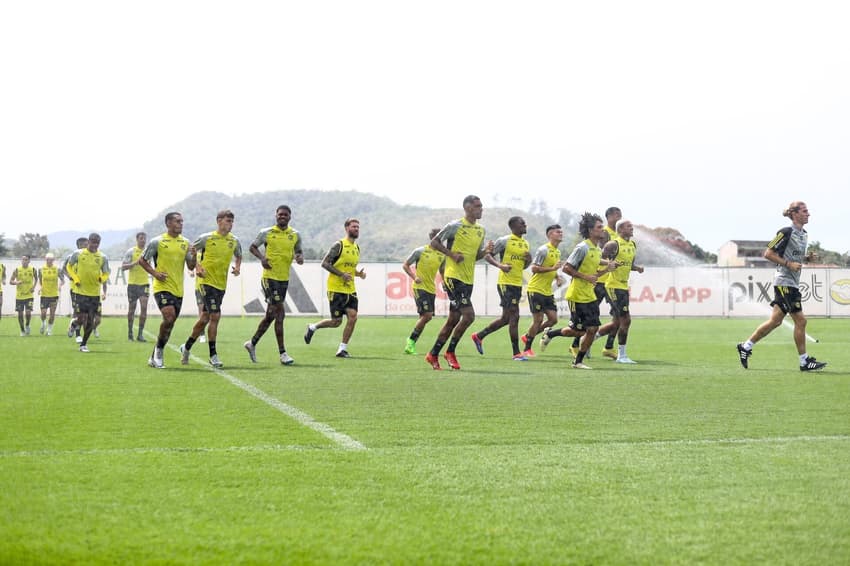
{"left": 7, "top": 260, "right": 850, "bottom": 318}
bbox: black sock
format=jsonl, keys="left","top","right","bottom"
{"left": 447, "top": 337, "right": 460, "bottom": 353}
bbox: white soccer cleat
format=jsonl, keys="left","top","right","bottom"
{"left": 179, "top": 344, "right": 190, "bottom": 365}
{"left": 244, "top": 341, "right": 257, "bottom": 363}
{"left": 616, "top": 357, "right": 637, "bottom": 364}
{"left": 209, "top": 354, "right": 224, "bottom": 368}
{"left": 280, "top": 352, "right": 295, "bottom": 365}
{"left": 539, "top": 333, "right": 552, "bottom": 352}
{"left": 79, "top": 345, "right": 90, "bottom": 353}
{"left": 148, "top": 355, "right": 164, "bottom": 369}
{"left": 75, "top": 336, "right": 83, "bottom": 344}
{"left": 571, "top": 362, "right": 592, "bottom": 370}
{"left": 198, "top": 335, "right": 206, "bottom": 343}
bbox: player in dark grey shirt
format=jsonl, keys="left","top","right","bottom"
{"left": 736, "top": 201, "right": 826, "bottom": 372}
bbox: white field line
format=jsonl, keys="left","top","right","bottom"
{"left": 609, "top": 434, "right": 850, "bottom": 448}
{"left": 164, "top": 341, "right": 366, "bottom": 452}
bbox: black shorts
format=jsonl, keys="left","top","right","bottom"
{"left": 127, "top": 284, "right": 150, "bottom": 303}
{"left": 444, "top": 278, "right": 474, "bottom": 312}
{"left": 594, "top": 282, "right": 607, "bottom": 305}
{"left": 497, "top": 284, "right": 522, "bottom": 309}
{"left": 567, "top": 300, "right": 601, "bottom": 332}
{"left": 328, "top": 292, "right": 358, "bottom": 319}
{"left": 40, "top": 296, "right": 59, "bottom": 310}
{"left": 198, "top": 284, "right": 225, "bottom": 314}
{"left": 15, "top": 298, "right": 34, "bottom": 313}
{"left": 262, "top": 278, "right": 290, "bottom": 306}
{"left": 772, "top": 286, "right": 803, "bottom": 315}
{"left": 154, "top": 291, "right": 183, "bottom": 317}
{"left": 412, "top": 288, "right": 436, "bottom": 315}
{"left": 527, "top": 292, "right": 557, "bottom": 314}
{"left": 75, "top": 294, "right": 101, "bottom": 316}
{"left": 605, "top": 288, "right": 630, "bottom": 317}
{"left": 69, "top": 290, "right": 79, "bottom": 310}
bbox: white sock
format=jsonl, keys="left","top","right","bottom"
{"left": 338, "top": 342, "right": 348, "bottom": 352}
{"left": 309, "top": 324, "right": 317, "bottom": 332}
{"left": 743, "top": 340, "right": 754, "bottom": 350}
{"left": 800, "top": 353, "right": 808, "bottom": 365}
{"left": 619, "top": 345, "right": 626, "bottom": 358}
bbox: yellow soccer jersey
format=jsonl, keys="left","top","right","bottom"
{"left": 67, "top": 250, "right": 110, "bottom": 297}
{"left": 436, "top": 218, "right": 486, "bottom": 285}
{"left": 526, "top": 242, "right": 561, "bottom": 296}
{"left": 123, "top": 246, "right": 149, "bottom": 285}
{"left": 405, "top": 245, "right": 445, "bottom": 294}
{"left": 492, "top": 233, "right": 530, "bottom": 287}
{"left": 39, "top": 266, "right": 61, "bottom": 298}
{"left": 143, "top": 233, "right": 192, "bottom": 297}
{"left": 565, "top": 239, "right": 602, "bottom": 303}
{"left": 252, "top": 225, "right": 302, "bottom": 282}
{"left": 14, "top": 266, "right": 37, "bottom": 300}
{"left": 194, "top": 231, "right": 242, "bottom": 291}
{"left": 326, "top": 239, "right": 360, "bottom": 294}
{"left": 598, "top": 225, "right": 618, "bottom": 285}
{"left": 605, "top": 236, "right": 637, "bottom": 291}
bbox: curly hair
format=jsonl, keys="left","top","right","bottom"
{"left": 578, "top": 212, "right": 603, "bottom": 239}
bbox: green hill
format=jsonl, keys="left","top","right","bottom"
{"left": 124, "top": 190, "right": 564, "bottom": 262}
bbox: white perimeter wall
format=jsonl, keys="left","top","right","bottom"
{"left": 7, "top": 261, "right": 850, "bottom": 318}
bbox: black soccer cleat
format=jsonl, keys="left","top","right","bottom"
{"left": 304, "top": 325, "right": 314, "bottom": 344}
{"left": 736, "top": 343, "right": 751, "bottom": 369}
{"left": 800, "top": 356, "right": 827, "bottom": 372}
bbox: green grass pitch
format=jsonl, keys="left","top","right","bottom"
{"left": 1, "top": 314, "right": 849, "bottom": 564}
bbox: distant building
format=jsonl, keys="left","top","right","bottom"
{"left": 718, "top": 240, "right": 771, "bottom": 267}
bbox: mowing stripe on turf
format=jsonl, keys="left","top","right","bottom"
{"left": 0, "top": 444, "right": 339, "bottom": 458}
{"left": 2, "top": 434, "right": 849, "bottom": 459}
{"left": 169, "top": 342, "right": 367, "bottom": 452}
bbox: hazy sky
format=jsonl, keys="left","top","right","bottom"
{"left": 2, "top": 1, "right": 848, "bottom": 253}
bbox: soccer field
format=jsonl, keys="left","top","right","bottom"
{"left": 1, "top": 316, "right": 849, "bottom": 564}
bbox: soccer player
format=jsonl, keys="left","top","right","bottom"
{"left": 736, "top": 201, "right": 827, "bottom": 371}
{"left": 10, "top": 255, "right": 37, "bottom": 336}
{"left": 63, "top": 237, "right": 88, "bottom": 342}
{"left": 121, "top": 232, "right": 150, "bottom": 342}
{"left": 244, "top": 205, "right": 304, "bottom": 365}
{"left": 470, "top": 216, "right": 531, "bottom": 361}
{"left": 139, "top": 212, "right": 197, "bottom": 369}
{"left": 37, "top": 252, "right": 62, "bottom": 335}
{"left": 540, "top": 212, "right": 617, "bottom": 369}
{"left": 401, "top": 228, "right": 445, "bottom": 355}
{"left": 424, "top": 195, "right": 492, "bottom": 370}
{"left": 521, "top": 224, "right": 565, "bottom": 357}
{"left": 179, "top": 210, "right": 242, "bottom": 368}
{"left": 65, "top": 234, "right": 110, "bottom": 352}
{"left": 599, "top": 219, "right": 644, "bottom": 363}
{"left": 591, "top": 206, "right": 623, "bottom": 359}
{"left": 304, "top": 218, "right": 365, "bottom": 358}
